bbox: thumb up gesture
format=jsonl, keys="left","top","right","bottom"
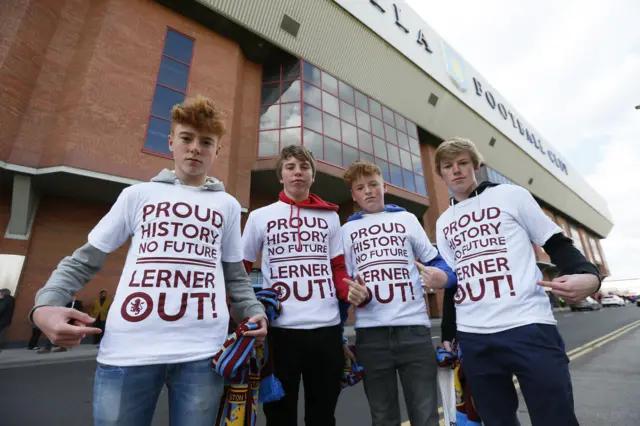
{"left": 344, "top": 274, "right": 370, "bottom": 307}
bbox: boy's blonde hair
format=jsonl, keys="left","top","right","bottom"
{"left": 276, "top": 145, "right": 317, "bottom": 180}
{"left": 171, "top": 94, "right": 227, "bottom": 138}
{"left": 435, "top": 137, "right": 484, "bottom": 176}
{"left": 343, "top": 161, "right": 383, "bottom": 186}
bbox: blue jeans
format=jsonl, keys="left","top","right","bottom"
{"left": 93, "top": 358, "right": 225, "bottom": 426}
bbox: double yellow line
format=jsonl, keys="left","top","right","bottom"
{"left": 403, "top": 319, "right": 640, "bottom": 426}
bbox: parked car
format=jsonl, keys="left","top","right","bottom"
{"left": 601, "top": 295, "right": 626, "bottom": 307}
{"left": 570, "top": 297, "right": 601, "bottom": 312}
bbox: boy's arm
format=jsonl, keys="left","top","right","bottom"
{"left": 436, "top": 219, "right": 458, "bottom": 347}
{"left": 411, "top": 215, "right": 456, "bottom": 289}
{"left": 224, "top": 205, "right": 266, "bottom": 321}
{"left": 30, "top": 187, "right": 136, "bottom": 321}
{"left": 330, "top": 218, "right": 368, "bottom": 306}
{"left": 241, "top": 213, "right": 261, "bottom": 275}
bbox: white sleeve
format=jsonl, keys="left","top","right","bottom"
{"left": 329, "top": 214, "right": 344, "bottom": 259}
{"left": 341, "top": 226, "right": 356, "bottom": 278}
{"left": 408, "top": 214, "right": 438, "bottom": 263}
{"left": 436, "top": 218, "right": 456, "bottom": 270}
{"left": 514, "top": 187, "right": 563, "bottom": 247}
{"left": 88, "top": 187, "right": 136, "bottom": 253}
{"left": 241, "top": 212, "right": 262, "bottom": 263}
{"left": 221, "top": 199, "right": 244, "bottom": 263}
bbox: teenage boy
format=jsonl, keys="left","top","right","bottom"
{"left": 242, "top": 145, "right": 368, "bottom": 426}
{"left": 340, "top": 161, "right": 456, "bottom": 426}
{"left": 426, "top": 137, "right": 601, "bottom": 426}
{"left": 31, "top": 95, "right": 267, "bottom": 426}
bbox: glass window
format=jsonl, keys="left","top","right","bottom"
{"left": 282, "top": 60, "right": 300, "bottom": 81}
{"left": 158, "top": 56, "right": 189, "bottom": 92}
{"left": 395, "top": 113, "right": 407, "bottom": 134}
{"left": 303, "top": 129, "right": 323, "bottom": 159}
{"left": 343, "top": 145, "right": 358, "bottom": 167}
{"left": 260, "top": 105, "right": 280, "bottom": 130}
{"left": 387, "top": 144, "right": 401, "bottom": 166}
{"left": 262, "top": 62, "right": 280, "bottom": 82}
{"left": 589, "top": 237, "right": 603, "bottom": 263}
{"left": 360, "top": 152, "right": 374, "bottom": 163}
{"left": 151, "top": 85, "right": 184, "bottom": 119}
{"left": 355, "top": 91, "right": 368, "bottom": 112}
{"left": 373, "top": 136, "right": 387, "bottom": 160}
{"left": 258, "top": 130, "right": 279, "bottom": 157}
{"left": 382, "top": 106, "right": 395, "bottom": 126}
{"left": 281, "top": 80, "right": 300, "bottom": 103}
{"left": 402, "top": 169, "right": 416, "bottom": 192}
{"left": 322, "top": 72, "right": 338, "bottom": 95}
{"left": 144, "top": 117, "right": 171, "bottom": 155}
{"left": 281, "top": 103, "right": 301, "bottom": 128}
{"left": 412, "top": 154, "right": 423, "bottom": 175}
{"left": 324, "top": 137, "right": 342, "bottom": 165}
{"left": 356, "top": 109, "right": 370, "bottom": 132}
{"left": 303, "top": 61, "right": 321, "bottom": 86}
{"left": 369, "top": 98, "right": 382, "bottom": 119}
{"left": 400, "top": 149, "right": 412, "bottom": 171}
{"left": 339, "top": 81, "right": 354, "bottom": 104}
{"left": 164, "top": 30, "right": 193, "bottom": 64}
{"left": 340, "top": 101, "right": 356, "bottom": 124}
{"left": 303, "top": 103, "right": 323, "bottom": 134}
{"left": 322, "top": 91, "right": 340, "bottom": 117}
{"left": 390, "top": 164, "right": 403, "bottom": 187}
{"left": 281, "top": 127, "right": 301, "bottom": 146}
{"left": 384, "top": 124, "right": 397, "bottom": 145}
{"left": 371, "top": 117, "right": 385, "bottom": 138}
{"left": 415, "top": 175, "right": 427, "bottom": 196}
{"left": 261, "top": 82, "right": 280, "bottom": 105}
{"left": 341, "top": 121, "right": 358, "bottom": 147}
{"left": 358, "top": 130, "right": 373, "bottom": 154}
{"left": 406, "top": 121, "right": 418, "bottom": 139}
{"left": 303, "top": 83, "right": 321, "bottom": 108}
{"left": 323, "top": 112, "right": 341, "bottom": 141}
{"left": 397, "top": 132, "right": 410, "bottom": 151}
{"left": 409, "top": 137, "right": 420, "bottom": 155}
{"left": 375, "top": 157, "right": 391, "bottom": 182}
{"left": 569, "top": 227, "right": 585, "bottom": 255}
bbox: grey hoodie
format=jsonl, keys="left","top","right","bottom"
{"left": 31, "top": 169, "right": 266, "bottom": 322}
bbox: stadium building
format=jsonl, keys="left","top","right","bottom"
{"left": 0, "top": 0, "right": 613, "bottom": 345}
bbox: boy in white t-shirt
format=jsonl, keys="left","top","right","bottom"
{"left": 30, "top": 95, "right": 267, "bottom": 426}
{"left": 341, "top": 161, "right": 456, "bottom": 426}
{"left": 426, "top": 137, "right": 600, "bottom": 426}
{"left": 242, "top": 145, "right": 368, "bottom": 426}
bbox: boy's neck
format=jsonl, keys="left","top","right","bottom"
{"left": 361, "top": 206, "right": 385, "bottom": 214}
{"left": 175, "top": 169, "right": 206, "bottom": 187}
{"left": 452, "top": 182, "right": 479, "bottom": 202}
{"left": 284, "top": 188, "right": 309, "bottom": 203}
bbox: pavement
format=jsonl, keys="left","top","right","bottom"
{"left": 0, "top": 308, "right": 638, "bottom": 426}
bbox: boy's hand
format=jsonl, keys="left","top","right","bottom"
{"left": 344, "top": 342, "right": 356, "bottom": 362}
{"left": 244, "top": 316, "right": 268, "bottom": 344}
{"left": 442, "top": 340, "right": 454, "bottom": 353}
{"left": 414, "top": 261, "right": 448, "bottom": 290}
{"left": 538, "top": 274, "right": 600, "bottom": 304}
{"left": 32, "top": 306, "right": 102, "bottom": 347}
{"left": 344, "top": 275, "right": 369, "bottom": 306}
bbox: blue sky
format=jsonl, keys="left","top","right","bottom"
{"left": 407, "top": 0, "right": 640, "bottom": 291}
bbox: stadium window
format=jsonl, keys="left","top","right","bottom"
{"left": 143, "top": 28, "right": 194, "bottom": 157}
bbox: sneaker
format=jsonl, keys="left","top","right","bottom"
{"left": 37, "top": 348, "right": 51, "bottom": 354}
{"left": 27, "top": 346, "right": 40, "bottom": 350}
{"left": 53, "top": 347, "right": 67, "bottom": 353}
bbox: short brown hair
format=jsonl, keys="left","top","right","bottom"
{"left": 343, "top": 161, "right": 383, "bottom": 186}
{"left": 171, "top": 94, "right": 227, "bottom": 139}
{"left": 276, "top": 145, "right": 317, "bottom": 180}
{"left": 435, "top": 137, "right": 484, "bottom": 176}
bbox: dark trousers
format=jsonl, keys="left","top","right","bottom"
{"left": 263, "top": 325, "right": 344, "bottom": 426}
{"left": 28, "top": 327, "right": 53, "bottom": 349}
{"left": 93, "top": 319, "right": 105, "bottom": 344}
{"left": 458, "top": 324, "right": 579, "bottom": 426}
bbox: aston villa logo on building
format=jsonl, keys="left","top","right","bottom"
{"left": 441, "top": 40, "right": 468, "bottom": 92}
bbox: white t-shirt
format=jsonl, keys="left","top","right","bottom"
{"left": 342, "top": 211, "right": 438, "bottom": 328}
{"left": 89, "top": 183, "right": 241, "bottom": 366}
{"left": 436, "top": 184, "right": 562, "bottom": 334}
{"left": 242, "top": 201, "right": 342, "bottom": 329}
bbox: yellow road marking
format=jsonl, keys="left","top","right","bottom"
{"left": 401, "top": 319, "right": 640, "bottom": 426}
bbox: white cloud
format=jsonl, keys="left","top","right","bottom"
{"left": 407, "top": 0, "right": 640, "bottom": 292}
